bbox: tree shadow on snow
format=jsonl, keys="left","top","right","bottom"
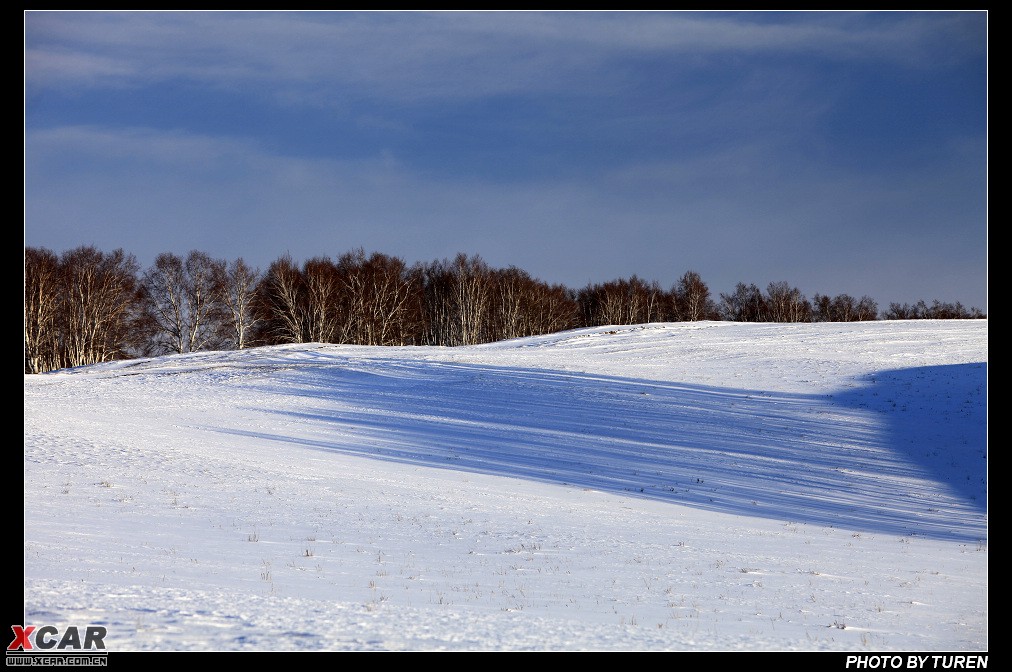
{"left": 214, "top": 357, "right": 986, "bottom": 543}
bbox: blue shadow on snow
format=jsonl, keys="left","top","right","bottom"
{"left": 214, "top": 358, "right": 986, "bottom": 543}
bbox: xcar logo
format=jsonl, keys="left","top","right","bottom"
{"left": 8, "top": 624, "right": 107, "bottom": 650}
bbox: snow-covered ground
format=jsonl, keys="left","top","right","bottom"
{"left": 23, "top": 321, "right": 987, "bottom": 652}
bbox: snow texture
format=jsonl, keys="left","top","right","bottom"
{"left": 23, "top": 321, "right": 987, "bottom": 651}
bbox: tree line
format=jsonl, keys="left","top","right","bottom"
{"left": 24, "top": 245, "right": 986, "bottom": 374}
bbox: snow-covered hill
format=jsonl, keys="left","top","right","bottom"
{"left": 23, "top": 321, "right": 987, "bottom": 651}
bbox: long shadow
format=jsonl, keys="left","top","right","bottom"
{"left": 832, "top": 363, "right": 987, "bottom": 511}
{"left": 209, "top": 356, "right": 987, "bottom": 543}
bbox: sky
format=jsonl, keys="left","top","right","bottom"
{"left": 24, "top": 11, "right": 988, "bottom": 312}
{"left": 23, "top": 321, "right": 987, "bottom": 652}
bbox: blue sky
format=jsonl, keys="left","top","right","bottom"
{"left": 24, "top": 10, "right": 987, "bottom": 311}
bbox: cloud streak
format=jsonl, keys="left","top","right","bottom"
{"left": 26, "top": 12, "right": 984, "bottom": 103}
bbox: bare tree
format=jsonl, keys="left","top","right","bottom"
{"left": 490, "top": 266, "right": 530, "bottom": 341}
{"left": 832, "top": 294, "right": 859, "bottom": 322}
{"left": 452, "top": 254, "right": 492, "bottom": 345}
{"left": 531, "top": 283, "right": 578, "bottom": 335}
{"left": 59, "top": 247, "right": 141, "bottom": 368}
{"left": 140, "top": 253, "right": 188, "bottom": 354}
{"left": 577, "top": 276, "right": 663, "bottom": 327}
{"left": 256, "top": 254, "right": 307, "bottom": 344}
{"left": 720, "top": 283, "right": 767, "bottom": 322}
{"left": 220, "top": 258, "right": 262, "bottom": 349}
{"left": 324, "top": 249, "right": 420, "bottom": 346}
{"left": 302, "top": 257, "right": 340, "bottom": 343}
{"left": 140, "top": 251, "right": 227, "bottom": 354}
{"left": 855, "top": 296, "right": 879, "bottom": 321}
{"left": 638, "top": 277, "right": 666, "bottom": 324}
{"left": 884, "top": 299, "right": 985, "bottom": 320}
{"left": 422, "top": 254, "right": 493, "bottom": 346}
{"left": 765, "top": 281, "right": 811, "bottom": 322}
{"left": 361, "top": 252, "right": 422, "bottom": 346}
{"left": 24, "top": 247, "right": 61, "bottom": 373}
{"left": 333, "top": 250, "right": 367, "bottom": 343}
{"left": 184, "top": 251, "right": 227, "bottom": 351}
{"left": 672, "top": 271, "right": 713, "bottom": 321}
{"left": 812, "top": 293, "right": 880, "bottom": 322}
{"left": 812, "top": 293, "right": 832, "bottom": 322}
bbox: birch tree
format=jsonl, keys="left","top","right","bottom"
{"left": 140, "top": 251, "right": 227, "bottom": 354}
{"left": 220, "top": 258, "right": 261, "bottom": 349}
{"left": 24, "top": 247, "right": 61, "bottom": 373}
